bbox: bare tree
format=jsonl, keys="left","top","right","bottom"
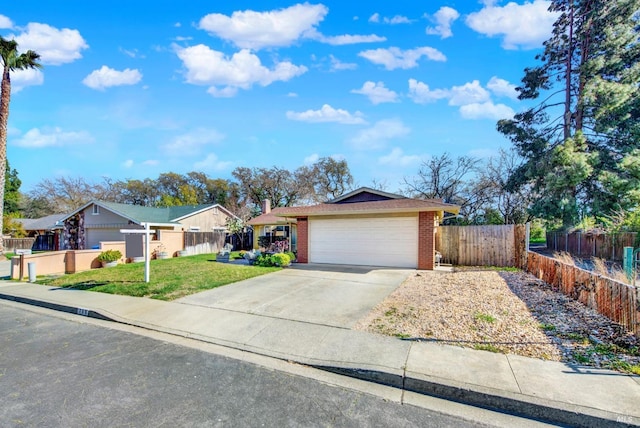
{"left": 481, "top": 149, "right": 533, "bottom": 224}
{"left": 28, "top": 176, "right": 103, "bottom": 213}
{"left": 404, "top": 153, "right": 478, "bottom": 202}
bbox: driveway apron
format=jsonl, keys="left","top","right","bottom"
{"left": 176, "top": 264, "right": 413, "bottom": 328}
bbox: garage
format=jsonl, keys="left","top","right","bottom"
{"left": 309, "top": 216, "right": 418, "bottom": 268}
{"left": 272, "top": 187, "right": 460, "bottom": 270}
{"left": 86, "top": 228, "right": 122, "bottom": 249}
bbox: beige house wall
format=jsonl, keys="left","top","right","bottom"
{"left": 11, "top": 242, "right": 127, "bottom": 279}
{"left": 153, "top": 230, "right": 184, "bottom": 257}
{"left": 178, "top": 208, "right": 231, "bottom": 231}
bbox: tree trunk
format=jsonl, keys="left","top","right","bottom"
{"left": 563, "top": 0, "right": 575, "bottom": 141}
{"left": 0, "top": 66, "right": 10, "bottom": 254}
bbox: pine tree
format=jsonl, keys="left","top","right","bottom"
{"left": 498, "top": 0, "right": 640, "bottom": 229}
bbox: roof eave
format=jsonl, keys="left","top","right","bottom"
{"left": 277, "top": 206, "right": 460, "bottom": 217}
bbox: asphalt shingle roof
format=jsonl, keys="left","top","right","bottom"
{"left": 17, "top": 214, "right": 67, "bottom": 231}
{"left": 275, "top": 198, "right": 460, "bottom": 217}
{"left": 96, "top": 201, "right": 214, "bottom": 224}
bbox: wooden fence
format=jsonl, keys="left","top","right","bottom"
{"left": 546, "top": 231, "right": 637, "bottom": 262}
{"left": 437, "top": 224, "right": 527, "bottom": 268}
{"left": 184, "top": 231, "right": 226, "bottom": 255}
{"left": 527, "top": 251, "right": 639, "bottom": 337}
{"left": 4, "top": 238, "right": 36, "bottom": 252}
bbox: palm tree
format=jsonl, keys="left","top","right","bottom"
{"left": 0, "top": 37, "right": 41, "bottom": 252}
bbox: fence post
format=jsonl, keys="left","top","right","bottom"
{"left": 624, "top": 246, "right": 634, "bottom": 281}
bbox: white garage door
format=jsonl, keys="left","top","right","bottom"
{"left": 309, "top": 216, "right": 418, "bottom": 268}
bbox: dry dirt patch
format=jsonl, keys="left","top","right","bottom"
{"left": 355, "top": 268, "right": 640, "bottom": 372}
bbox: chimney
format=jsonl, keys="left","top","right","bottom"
{"left": 262, "top": 199, "right": 271, "bottom": 214}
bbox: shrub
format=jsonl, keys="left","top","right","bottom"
{"left": 271, "top": 252, "right": 291, "bottom": 267}
{"left": 285, "top": 251, "right": 296, "bottom": 262}
{"left": 97, "top": 249, "right": 122, "bottom": 262}
{"left": 254, "top": 253, "right": 290, "bottom": 267}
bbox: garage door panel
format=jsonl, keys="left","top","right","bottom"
{"left": 309, "top": 217, "right": 418, "bottom": 268}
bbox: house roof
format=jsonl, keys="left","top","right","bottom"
{"left": 17, "top": 214, "right": 67, "bottom": 231}
{"left": 328, "top": 187, "right": 406, "bottom": 203}
{"left": 276, "top": 198, "right": 460, "bottom": 218}
{"left": 246, "top": 187, "right": 460, "bottom": 225}
{"left": 247, "top": 207, "right": 296, "bottom": 226}
{"left": 63, "top": 200, "right": 237, "bottom": 226}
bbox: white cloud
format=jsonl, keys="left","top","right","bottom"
{"left": 175, "top": 45, "right": 307, "bottom": 95}
{"left": 286, "top": 104, "right": 366, "bottom": 125}
{"left": 358, "top": 46, "right": 446, "bottom": 70}
{"left": 122, "top": 159, "right": 134, "bottom": 168}
{"left": 385, "top": 15, "right": 411, "bottom": 25}
{"left": 349, "top": 119, "right": 410, "bottom": 150}
{"left": 466, "top": 0, "right": 558, "bottom": 50}
{"left": 351, "top": 81, "right": 399, "bottom": 105}
{"left": 408, "top": 78, "right": 517, "bottom": 120}
{"left": 408, "top": 79, "right": 449, "bottom": 104}
{"left": 194, "top": 153, "right": 233, "bottom": 171}
{"left": 0, "top": 15, "right": 13, "bottom": 29}
{"left": 448, "top": 80, "right": 491, "bottom": 106}
{"left": 287, "top": 92, "right": 298, "bottom": 97}
{"left": 198, "top": 3, "right": 328, "bottom": 50}
{"left": 163, "top": 128, "right": 225, "bottom": 156}
{"left": 426, "top": 7, "right": 460, "bottom": 39}
{"left": 459, "top": 102, "right": 515, "bottom": 120}
{"left": 379, "top": 148, "right": 422, "bottom": 167}
{"left": 12, "top": 127, "right": 93, "bottom": 148}
{"left": 82, "top": 66, "right": 143, "bottom": 91}
{"left": 143, "top": 160, "right": 159, "bottom": 166}
{"left": 119, "top": 47, "right": 143, "bottom": 58}
{"left": 329, "top": 55, "right": 357, "bottom": 71}
{"left": 314, "top": 33, "right": 386, "bottom": 45}
{"left": 487, "top": 76, "right": 518, "bottom": 99}
{"left": 12, "top": 68, "right": 44, "bottom": 93}
{"left": 368, "top": 12, "right": 411, "bottom": 25}
{"left": 207, "top": 86, "right": 238, "bottom": 98}
{"left": 303, "top": 153, "right": 319, "bottom": 165}
{"left": 12, "top": 22, "right": 88, "bottom": 65}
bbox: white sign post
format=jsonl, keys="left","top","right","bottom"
{"left": 120, "top": 223, "right": 154, "bottom": 283}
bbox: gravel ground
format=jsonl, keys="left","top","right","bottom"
{"left": 354, "top": 267, "right": 640, "bottom": 374}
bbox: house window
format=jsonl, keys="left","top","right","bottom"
{"left": 92, "top": 205, "right": 100, "bottom": 215}
{"left": 212, "top": 207, "right": 219, "bottom": 215}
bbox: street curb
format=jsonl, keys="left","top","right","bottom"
{"left": 0, "top": 293, "right": 115, "bottom": 323}
{"left": 319, "top": 366, "right": 635, "bottom": 428}
{"left": 1, "top": 293, "right": 637, "bottom": 428}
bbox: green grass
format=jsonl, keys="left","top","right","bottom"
{"left": 529, "top": 238, "right": 547, "bottom": 244}
{"left": 474, "top": 344, "right": 502, "bottom": 353}
{"left": 36, "top": 254, "right": 280, "bottom": 300}
{"left": 474, "top": 312, "right": 497, "bottom": 323}
{"left": 539, "top": 323, "right": 556, "bottom": 331}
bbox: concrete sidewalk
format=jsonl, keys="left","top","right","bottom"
{"left": 1, "top": 281, "right": 638, "bottom": 427}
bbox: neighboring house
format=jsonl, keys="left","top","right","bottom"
{"left": 59, "top": 201, "right": 237, "bottom": 257}
{"left": 17, "top": 214, "right": 66, "bottom": 236}
{"left": 16, "top": 214, "right": 67, "bottom": 251}
{"left": 247, "top": 199, "right": 297, "bottom": 253}
{"left": 272, "top": 187, "right": 460, "bottom": 270}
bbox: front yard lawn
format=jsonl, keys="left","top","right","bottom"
{"left": 37, "top": 254, "right": 280, "bottom": 300}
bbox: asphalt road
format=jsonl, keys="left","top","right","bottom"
{"left": 0, "top": 302, "right": 495, "bottom": 428}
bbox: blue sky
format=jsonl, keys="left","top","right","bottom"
{"left": 2, "top": 1, "right": 557, "bottom": 194}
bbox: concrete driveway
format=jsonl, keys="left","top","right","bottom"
{"left": 176, "top": 264, "right": 413, "bottom": 328}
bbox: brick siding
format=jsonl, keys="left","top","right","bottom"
{"left": 296, "top": 217, "right": 308, "bottom": 263}
{"left": 418, "top": 212, "right": 435, "bottom": 270}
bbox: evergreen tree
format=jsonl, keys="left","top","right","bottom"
{"left": 498, "top": 0, "right": 640, "bottom": 229}
{"left": 4, "top": 160, "right": 20, "bottom": 214}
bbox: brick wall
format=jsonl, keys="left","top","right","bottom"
{"left": 418, "top": 212, "right": 435, "bottom": 270}
{"left": 296, "top": 217, "right": 308, "bottom": 263}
